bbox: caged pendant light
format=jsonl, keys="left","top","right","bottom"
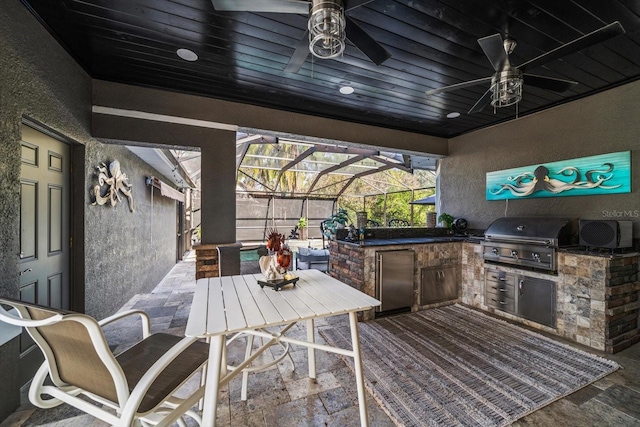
{"left": 308, "top": 0, "right": 346, "bottom": 60}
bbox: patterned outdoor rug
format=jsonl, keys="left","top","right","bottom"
{"left": 320, "top": 304, "right": 618, "bottom": 427}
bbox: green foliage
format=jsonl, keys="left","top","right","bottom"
{"left": 340, "top": 188, "right": 435, "bottom": 227}
{"left": 369, "top": 192, "right": 412, "bottom": 224}
{"left": 297, "top": 217, "right": 307, "bottom": 228}
{"left": 438, "top": 213, "right": 454, "bottom": 229}
{"left": 323, "top": 208, "right": 350, "bottom": 240}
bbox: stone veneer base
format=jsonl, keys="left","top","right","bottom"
{"left": 329, "top": 240, "right": 462, "bottom": 320}
{"left": 330, "top": 240, "right": 639, "bottom": 353}
{"left": 462, "top": 243, "right": 639, "bottom": 353}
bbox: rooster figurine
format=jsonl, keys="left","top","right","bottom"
{"left": 265, "top": 229, "right": 284, "bottom": 253}
{"left": 260, "top": 229, "right": 291, "bottom": 280}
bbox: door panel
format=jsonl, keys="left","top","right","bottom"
{"left": 20, "top": 181, "right": 38, "bottom": 260}
{"left": 18, "top": 281, "right": 38, "bottom": 372}
{"left": 48, "top": 151, "right": 63, "bottom": 172}
{"left": 21, "top": 141, "right": 38, "bottom": 165}
{"left": 19, "top": 282, "right": 37, "bottom": 305}
{"left": 19, "top": 124, "right": 71, "bottom": 385}
{"left": 48, "top": 273, "right": 63, "bottom": 309}
{"left": 48, "top": 185, "right": 63, "bottom": 254}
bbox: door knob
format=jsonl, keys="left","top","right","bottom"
{"left": 19, "top": 268, "right": 32, "bottom": 276}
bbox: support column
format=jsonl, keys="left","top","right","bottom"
{"left": 200, "top": 130, "right": 237, "bottom": 244}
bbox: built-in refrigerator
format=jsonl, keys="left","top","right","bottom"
{"left": 375, "top": 250, "right": 414, "bottom": 313}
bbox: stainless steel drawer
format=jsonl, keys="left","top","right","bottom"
{"left": 485, "top": 280, "right": 516, "bottom": 299}
{"left": 485, "top": 292, "right": 515, "bottom": 314}
{"left": 485, "top": 270, "right": 516, "bottom": 286}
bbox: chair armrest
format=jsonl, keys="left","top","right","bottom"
{"left": 99, "top": 310, "right": 151, "bottom": 338}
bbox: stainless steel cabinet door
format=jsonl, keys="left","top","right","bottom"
{"left": 421, "top": 265, "right": 459, "bottom": 305}
{"left": 376, "top": 250, "right": 414, "bottom": 312}
{"left": 517, "top": 276, "right": 556, "bottom": 328}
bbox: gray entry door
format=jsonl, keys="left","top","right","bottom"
{"left": 19, "top": 124, "right": 71, "bottom": 384}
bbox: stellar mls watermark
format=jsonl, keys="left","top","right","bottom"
{"left": 602, "top": 209, "right": 639, "bottom": 218}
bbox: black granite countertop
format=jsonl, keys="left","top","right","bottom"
{"left": 337, "top": 235, "right": 484, "bottom": 247}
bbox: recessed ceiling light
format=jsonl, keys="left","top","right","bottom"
{"left": 339, "top": 86, "right": 355, "bottom": 95}
{"left": 177, "top": 48, "right": 198, "bottom": 62}
{"left": 446, "top": 112, "right": 461, "bottom": 119}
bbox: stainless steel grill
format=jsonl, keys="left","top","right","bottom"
{"left": 482, "top": 217, "right": 577, "bottom": 272}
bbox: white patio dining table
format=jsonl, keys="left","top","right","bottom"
{"left": 185, "top": 268, "right": 381, "bottom": 427}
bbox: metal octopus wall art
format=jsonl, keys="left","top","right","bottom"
{"left": 91, "top": 160, "right": 135, "bottom": 212}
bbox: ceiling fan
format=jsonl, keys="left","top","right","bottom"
{"left": 211, "top": 0, "right": 391, "bottom": 73}
{"left": 425, "top": 22, "right": 625, "bottom": 114}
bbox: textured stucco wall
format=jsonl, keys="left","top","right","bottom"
{"left": 0, "top": 0, "right": 92, "bottom": 297}
{"left": 0, "top": 0, "right": 179, "bottom": 420}
{"left": 91, "top": 113, "right": 238, "bottom": 245}
{"left": 0, "top": 0, "right": 93, "bottom": 419}
{"left": 441, "top": 80, "right": 640, "bottom": 234}
{"left": 84, "top": 144, "right": 177, "bottom": 320}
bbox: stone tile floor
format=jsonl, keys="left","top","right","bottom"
{"left": 2, "top": 251, "right": 639, "bottom": 426}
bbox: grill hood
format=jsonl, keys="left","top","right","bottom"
{"left": 484, "top": 217, "right": 578, "bottom": 247}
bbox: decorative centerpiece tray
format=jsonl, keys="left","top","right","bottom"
{"left": 257, "top": 276, "right": 299, "bottom": 291}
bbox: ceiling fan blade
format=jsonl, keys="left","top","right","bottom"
{"left": 468, "top": 87, "right": 494, "bottom": 114}
{"left": 345, "top": 16, "right": 391, "bottom": 65}
{"left": 523, "top": 74, "right": 578, "bottom": 93}
{"left": 284, "top": 31, "right": 310, "bottom": 73}
{"left": 211, "top": 0, "right": 309, "bottom": 14}
{"left": 344, "top": 0, "right": 374, "bottom": 12}
{"left": 478, "top": 33, "right": 508, "bottom": 71}
{"left": 518, "top": 21, "right": 624, "bottom": 72}
{"left": 425, "top": 76, "right": 492, "bottom": 96}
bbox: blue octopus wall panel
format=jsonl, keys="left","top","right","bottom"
{"left": 486, "top": 151, "right": 631, "bottom": 200}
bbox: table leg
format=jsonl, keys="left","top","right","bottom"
{"left": 221, "top": 337, "right": 228, "bottom": 377}
{"left": 202, "top": 335, "right": 225, "bottom": 427}
{"left": 306, "top": 318, "right": 316, "bottom": 380}
{"left": 349, "top": 312, "right": 369, "bottom": 427}
{"left": 241, "top": 333, "right": 254, "bottom": 401}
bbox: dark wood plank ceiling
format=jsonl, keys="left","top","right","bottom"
{"left": 20, "top": 0, "right": 640, "bottom": 138}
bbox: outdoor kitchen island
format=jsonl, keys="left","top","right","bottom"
{"left": 328, "top": 227, "right": 483, "bottom": 321}
{"left": 330, "top": 229, "right": 639, "bottom": 354}
{"left": 463, "top": 243, "right": 640, "bottom": 353}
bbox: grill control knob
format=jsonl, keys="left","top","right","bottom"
{"left": 532, "top": 252, "right": 540, "bottom": 262}
{"left": 510, "top": 250, "right": 518, "bottom": 258}
{"left": 492, "top": 248, "right": 499, "bottom": 255}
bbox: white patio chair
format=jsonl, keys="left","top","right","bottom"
{"left": 0, "top": 298, "right": 208, "bottom": 427}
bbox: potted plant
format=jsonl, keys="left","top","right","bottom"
{"left": 297, "top": 217, "right": 308, "bottom": 240}
{"left": 323, "top": 208, "right": 349, "bottom": 240}
{"left": 438, "top": 213, "right": 454, "bottom": 231}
